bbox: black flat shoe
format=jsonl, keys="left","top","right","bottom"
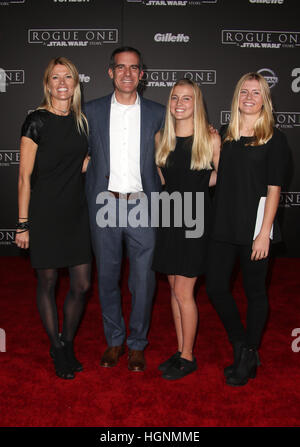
{"left": 50, "top": 346, "right": 75, "bottom": 380}
{"left": 162, "top": 357, "right": 197, "bottom": 381}
{"left": 158, "top": 351, "right": 181, "bottom": 372}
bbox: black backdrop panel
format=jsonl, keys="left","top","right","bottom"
{"left": 0, "top": 0, "right": 299, "bottom": 256}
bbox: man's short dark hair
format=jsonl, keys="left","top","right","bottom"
{"left": 109, "top": 46, "right": 143, "bottom": 70}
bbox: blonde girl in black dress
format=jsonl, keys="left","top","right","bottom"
{"left": 152, "top": 79, "right": 220, "bottom": 380}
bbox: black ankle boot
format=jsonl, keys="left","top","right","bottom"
{"left": 50, "top": 346, "right": 75, "bottom": 380}
{"left": 62, "top": 340, "right": 83, "bottom": 373}
{"left": 224, "top": 341, "right": 245, "bottom": 378}
{"left": 226, "top": 346, "right": 261, "bottom": 386}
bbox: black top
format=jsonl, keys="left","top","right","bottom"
{"left": 152, "top": 136, "right": 212, "bottom": 277}
{"left": 21, "top": 109, "right": 92, "bottom": 269}
{"left": 211, "top": 126, "right": 290, "bottom": 245}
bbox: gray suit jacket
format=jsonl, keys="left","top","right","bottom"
{"left": 84, "top": 93, "right": 165, "bottom": 225}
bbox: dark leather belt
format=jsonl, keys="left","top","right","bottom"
{"left": 108, "top": 191, "right": 144, "bottom": 200}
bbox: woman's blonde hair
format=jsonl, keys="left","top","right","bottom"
{"left": 224, "top": 72, "right": 274, "bottom": 146}
{"left": 38, "top": 56, "right": 88, "bottom": 135}
{"left": 155, "top": 79, "right": 213, "bottom": 170}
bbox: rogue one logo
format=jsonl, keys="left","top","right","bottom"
{"left": 220, "top": 111, "right": 298, "bottom": 128}
{"left": 222, "top": 30, "right": 300, "bottom": 48}
{"left": 0, "top": 151, "right": 20, "bottom": 166}
{"left": 257, "top": 68, "right": 278, "bottom": 88}
{"left": 143, "top": 69, "right": 216, "bottom": 87}
{"left": 0, "top": 69, "right": 25, "bottom": 93}
{"left": 279, "top": 192, "right": 300, "bottom": 208}
{"left": 154, "top": 33, "right": 190, "bottom": 43}
{"left": 274, "top": 112, "right": 300, "bottom": 129}
{"left": 0, "top": 230, "right": 16, "bottom": 245}
{"left": 28, "top": 29, "right": 118, "bottom": 47}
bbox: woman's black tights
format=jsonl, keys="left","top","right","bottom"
{"left": 36, "top": 263, "right": 91, "bottom": 348}
{"left": 206, "top": 240, "right": 269, "bottom": 349}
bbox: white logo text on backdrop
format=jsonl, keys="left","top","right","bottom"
{"left": 222, "top": 30, "right": 300, "bottom": 49}
{"left": 143, "top": 69, "right": 216, "bottom": 87}
{"left": 28, "top": 29, "right": 118, "bottom": 47}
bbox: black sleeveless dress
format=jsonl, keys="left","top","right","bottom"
{"left": 21, "top": 109, "right": 92, "bottom": 269}
{"left": 152, "top": 136, "right": 212, "bottom": 278}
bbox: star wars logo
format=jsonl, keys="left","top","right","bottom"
{"left": 28, "top": 29, "right": 118, "bottom": 47}
{"left": 0, "top": 69, "right": 25, "bottom": 93}
{"left": 222, "top": 30, "right": 300, "bottom": 49}
{"left": 127, "top": 0, "right": 217, "bottom": 5}
{"left": 143, "top": 69, "right": 216, "bottom": 87}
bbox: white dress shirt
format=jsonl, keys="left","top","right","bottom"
{"left": 108, "top": 93, "right": 142, "bottom": 193}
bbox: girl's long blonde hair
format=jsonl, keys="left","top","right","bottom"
{"left": 224, "top": 72, "right": 274, "bottom": 146}
{"left": 155, "top": 79, "right": 213, "bottom": 170}
{"left": 38, "top": 56, "right": 88, "bottom": 135}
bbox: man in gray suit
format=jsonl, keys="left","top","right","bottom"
{"left": 85, "top": 47, "right": 165, "bottom": 371}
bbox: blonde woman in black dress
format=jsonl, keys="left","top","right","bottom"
{"left": 206, "top": 73, "right": 290, "bottom": 386}
{"left": 15, "top": 57, "right": 92, "bottom": 380}
{"left": 152, "top": 79, "right": 220, "bottom": 380}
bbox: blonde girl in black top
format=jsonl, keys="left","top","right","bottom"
{"left": 206, "top": 72, "right": 290, "bottom": 386}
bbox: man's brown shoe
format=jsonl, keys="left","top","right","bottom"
{"left": 128, "top": 349, "right": 145, "bottom": 372}
{"left": 100, "top": 345, "right": 125, "bottom": 368}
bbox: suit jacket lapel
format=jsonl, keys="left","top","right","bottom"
{"left": 97, "top": 94, "right": 112, "bottom": 173}
{"left": 140, "top": 98, "right": 152, "bottom": 174}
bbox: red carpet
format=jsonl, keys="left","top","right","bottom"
{"left": 0, "top": 256, "right": 300, "bottom": 427}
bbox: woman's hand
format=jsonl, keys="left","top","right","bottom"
{"left": 251, "top": 232, "right": 270, "bottom": 261}
{"left": 15, "top": 230, "right": 29, "bottom": 250}
{"left": 82, "top": 155, "right": 90, "bottom": 173}
{"left": 209, "top": 170, "right": 217, "bottom": 187}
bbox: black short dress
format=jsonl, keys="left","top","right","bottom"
{"left": 21, "top": 109, "right": 92, "bottom": 269}
{"left": 210, "top": 126, "right": 290, "bottom": 245}
{"left": 152, "top": 136, "right": 213, "bottom": 277}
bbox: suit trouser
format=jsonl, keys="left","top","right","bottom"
{"left": 206, "top": 238, "right": 269, "bottom": 349}
{"left": 92, "top": 197, "right": 156, "bottom": 351}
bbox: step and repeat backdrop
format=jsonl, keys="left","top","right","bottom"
{"left": 0, "top": 0, "right": 299, "bottom": 256}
